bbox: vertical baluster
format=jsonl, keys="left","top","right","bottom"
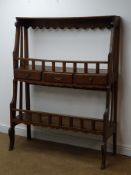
{"left": 52, "top": 62, "right": 55, "bottom": 72}
{"left": 25, "top": 59, "right": 28, "bottom": 69}
{"left": 48, "top": 115, "right": 52, "bottom": 125}
{"left": 24, "top": 60, "right": 27, "bottom": 69}
{"left": 84, "top": 63, "right": 87, "bottom": 73}
{"left": 96, "top": 63, "right": 99, "bottom": 74}
{"left": 32, "top": 60, "right": 35, "bottom": 70}
{"left": 69, "top": 118, "right": 73, "bottom": 128}
{"left": 63, "top": 62, "right": 66, "bottom": 72}
{"left": 73, "top": 62, "right": 77, "bottom": 73}
{"left": 23, "top": 60, "right": 26, "bottom": 69}
{"left": 42, "top": 61, "right": 45, "bottom": 71}
{"left": 87, "top": 63, "right": 89, "bottom": 73}
{"left": 91, "top": 120, "right": 96, "bottom": 131}
{"left": 59, "top": 116, "right": 62, "bottom": 127}
{"left": 39, "top": 113, "right": 41, "bottom": 123}
{"left": 21, "top": 59, "right": 24, "bottom": 69}
{"left": 80, "top": 119, "right": 84, "bottom": 129}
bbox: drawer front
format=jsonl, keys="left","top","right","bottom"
{"left": 74, "top": 74, "right": 107, "bottom": 85}
{"left": 15, "top": 69, "right": 42, "bottom": 81}
{"left": 43, "top": 72, "right": 73, "bottom": 84}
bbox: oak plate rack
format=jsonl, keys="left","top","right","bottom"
{"left": 9, "top": 16, "right": 120, "bottom": 169}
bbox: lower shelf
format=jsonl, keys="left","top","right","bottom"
{"left": 12, "top": 109, "right": 104, "bottom": 135}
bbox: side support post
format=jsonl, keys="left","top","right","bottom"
{"left": 9, "top": 80, "right": 18, "bottom": 150}
{"left": 24, "top": 27, "right": 31, "bottom": 140}
{"left": 101, "top": 94, "right": 109, "bottom": 169}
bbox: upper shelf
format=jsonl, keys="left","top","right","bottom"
{"left": 15, "top": 16, "right": 120, "bottom": 29}
{"left": 14, "top": 58, "right": 109, "bottom": 90}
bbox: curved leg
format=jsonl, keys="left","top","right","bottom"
{"left": 101, "top": 143, "right": 107, "bottom": 169}
{"left": 27, "top": 124, "right": 31, "bottom": 140}
{"left": 8, "top": 126, "right": 15, "bottom": 151}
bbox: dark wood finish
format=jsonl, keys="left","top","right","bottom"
{"left": 15, "top": 69, "right": 42, "bottom": 81}
{"left": 43, "top": 72, "right": 73, "bottom": 84}
{"left": 15, "top": 16, "right": 115, "bottom": 29}
{"left": 24, "top": 27, "right": 31, "bottom": 140}
{"left": 74, "top": 74, "right": 107, "bottom": 86}
{"left": 9, "top": 16, "right": 121, "bottom": 169}
{"left": 19, "top": 27, "right": 23, "bottom": 119}
{"left": 8, "top": 125, "right": 15, "bottom": 150}
{"left": 14, "top": 58, "right": 108, "bottom": 89}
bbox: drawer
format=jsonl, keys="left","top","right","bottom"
{"left": 43, "top": 72, "right": 73, "bottom": 84}
{"left": 15, "top": 69, "right": 42, "bottom": 81}
{"left": 74, "top": 74, "right": 107, "bottom": 85}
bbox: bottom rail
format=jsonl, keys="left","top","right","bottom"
{"left": 12, "top": 109, "right": 104, "bottom": 135}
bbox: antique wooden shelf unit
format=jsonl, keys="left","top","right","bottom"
{"left": 9, "top": 16, "right": 120, "bottom": 169}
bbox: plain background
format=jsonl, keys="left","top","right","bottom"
{"left": 0, "top": 0, "right": 131, "bottom": 155}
